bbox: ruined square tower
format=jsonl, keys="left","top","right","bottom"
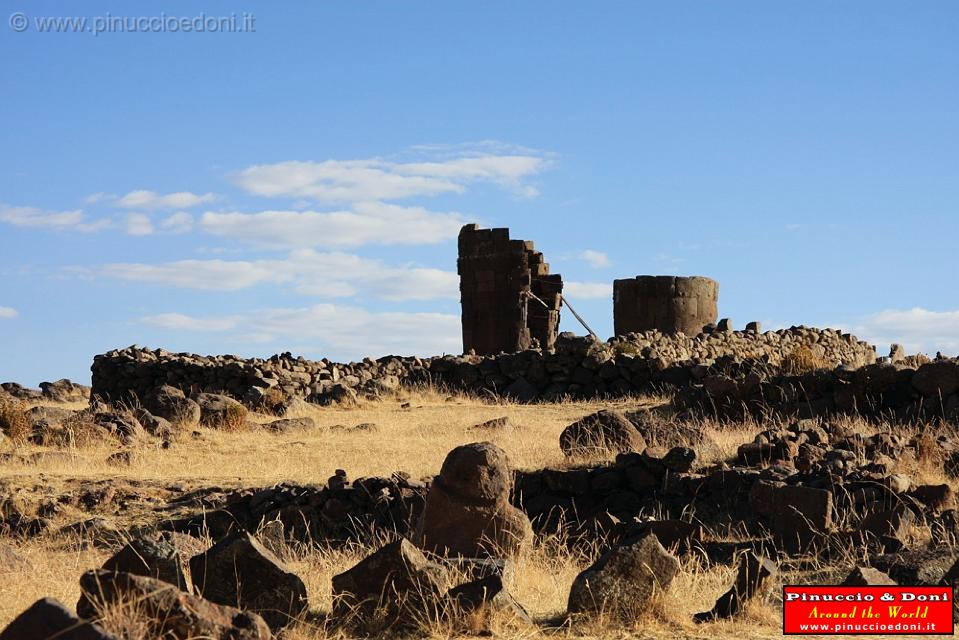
{"left": 457, "top": 224, "right": 563, "bottom": 355}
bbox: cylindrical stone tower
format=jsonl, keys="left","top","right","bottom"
{"left": 613, "top": 275, "right": 718, "bottom": 336}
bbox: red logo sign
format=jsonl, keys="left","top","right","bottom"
{"left": 783, "top": 585, "right": 954, "bottom": 635}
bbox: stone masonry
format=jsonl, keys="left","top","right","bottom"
{"left": 614, "top": 275, "right": 719, "bottom": 336}
{"left": 457, "top": 224, "right": 563, "bottom": 355}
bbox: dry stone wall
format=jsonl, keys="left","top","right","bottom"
{"left": 90, "top": 325, "right": 898, "bottom": 420}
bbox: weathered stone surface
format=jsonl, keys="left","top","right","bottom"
{"left": 77, "top": 570, "right": 271, "bottom": 640}
{"left": 263, "top": 417, "right": 315, "bottom": 432}
{"left": 912, "top": 361, "right": 959, "bottom": 398}
{"left": 856, "top": 505, "right": 915, "bottom": 550}
{"left": 458, "top": 224, "right": 563, "bottom": 355}
{"left": 144, "top": 385, "right": 201, "bottom": 427}
{"left": 100, "top": 535, "right": 190, "bottom": 590}
{"left": 842, "top": 566, "right": 896, "bottom": 586}
{"left": 771, "top": 484, "right": 832, "bottom": 553}
{"left": 447, "top": 574, "right": 532, "bottom": 626}
{"left": 613, "top": 275, "right": 718, "bottom": 336}
{"left": 911, "top": 484, "right": 956, "bottom": 512}
{"left": 471, "top": 416, "right": 512, "bottom": 431}
{"left": 871, "top": 549, "right": 958, "bottom": 585}
{"left": 1, "top": 597, "right": 118, "bottom": 640}
{"left": 39, "top": 378, "right": 91, "bottom": 403}
{"left": 415, "top": 442, "right": 532, "bottom": 558}
{"left": 0, "top": 541, "right": 30, "bottom": 572}
{"left": 567, "top": 534, "right": 680, "bottom": 619}
{"left": 331, "top": 538, "right": 448, "bottom": 623}
{"left": 196, "top": 393, "right": 246, "bottom": 428}
{"left": 695, "top": 552, "right": 777, "bottom": 621}
{"left": 190, "top": 531, "right": 307, "bottom": 630}
{"left": 560, "top": 410, "right": 646, "bottom": 458}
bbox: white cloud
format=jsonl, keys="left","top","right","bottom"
{"left": 160, "top": 212, "right": 194, "bottom": 234}
{"left": 0, "top": 205, "right": 110, "bottom": 232}
{"left": 0, "top": 306, "right": 18, "bottom": 319}
{"left": 564, "top": 282, "right": 613, "bottom": 300}
{"left": 233, "top": 150, "right": 548, "bottom": 202}
{"left": 98, "top": 249, "right": 459, "bottom": 301}
{"left": 141, "top": 313, "right": 240, "bottom": 332}
{"left": 116, "top": 190, "right": 217, "bottom": 210}
{"left": 200, "top": 202, "right": 465, "bottom": 249}
{"left": 138, "top": 304, "right": 462, "bottom": 359}
{"left": 851, "top": 307, "right": 959, "bottom": 356}
{"left": 579, "top": 250, "right": 611, "bottom": 268}
{"left": 125, "top": 213, "right": 154, "bottom": 236}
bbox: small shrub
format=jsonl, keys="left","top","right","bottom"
{"left": 781, "top": 344, "right": 833, "bottom": 375}
{"left": 611, "top": 341, "right": 641, "bottom": 356}
{"left": 0, "top": 399, "right": 31, "bottom": 444}
{"left": 260, "top": 387, "right": 288, "bottom": 415}
{"left": 218, "top": 403, "right": 249, "bottom": 432}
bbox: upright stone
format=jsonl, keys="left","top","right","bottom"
{"left": 414, "top": 442, "right": 532, "bottom": 558}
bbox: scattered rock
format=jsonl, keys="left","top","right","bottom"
{"left": 871, "top": 548, "right": 958, "bottom": 585}
{"left": 145, "top": 385, "right": 201, "bottom": 427}
{"left": 471, "top": 416, "right": 512, "bottom": 431}
{"left": 842, "top": 566, "right": 896, "bottom": 586}
{"left": 447, "top": 574, "right": 532, "bottom": 627}
{"left": 195, "top": 393, "right": 246, "bottom": 429}
{"left": 1, "top": 597, "right": 118, "bottom": 640}
{"left": 560, "top": 410, "right": 647, "bottom": 458}
{"left": 855, "top": 505, "right": 915, "bottom": 550}
{"left": 263, "top": 417, "right": 315, "bottom": 432}
{"left": 77, "top": 570, "right": 271, "bottom": 640}
{"left": 100, "top": 535, "right": 191, "bottom": 590}
{"left": 106, "top": 450, "right": 138, "bottom": 467}
{"left": 39, "top": 378, "right": 91, "bottom": 403}
{"left": 695, "top": 552, "right": 777, "bottom": 621}
{"left": 0, "top": 542, "right": 31, "bottom": 572}
{"left": 567, "top": 534, "right": 680, "bottom": 619}
{"left": 331, "top": 538, "right": 448, "bottom": 626}
{"left": 190, "top": 531, "right": 308, "bottom": 630}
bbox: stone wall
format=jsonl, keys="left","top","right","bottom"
{"left": 678, "top": 358, "right": 959, "bottom": 422}
{"left": 457, "top": 224, "right": 562, "bottom": 355}
{"left": 614, "top": 275, "right": 719, "bottom": 336}
{"left": 91, "top": 325, "right": 886, "bottom": 414}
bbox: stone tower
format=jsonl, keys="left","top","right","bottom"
{"left": 457, "top": 224, "right": 563, "bottom": 355}
{"left": 613, "top": 275, "right": 718, "bottom": 336}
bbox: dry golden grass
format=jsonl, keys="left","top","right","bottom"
{"left": 0, "top": 397, "right": 31, "bottom": 444}
{"left": 1, "top": 390, "right": 953, "bottom": 639}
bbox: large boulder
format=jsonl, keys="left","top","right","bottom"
{"left": 195, "top": 393, "right": 247, "bottom": 429}
{"left": 39, "top": 378, "right": 91, "bottom": 403}
{"left": 560, "top": 410, "right": 646, "bottom": 459}
{"left": 332, "top": 538, "right": 448, "bottom": 626}
{"left": 1, "top": 597, "right": 118, "bottom": 640}
{"left": 190, "top": 531, "right": 307, "bottom": 630}
{"left": 567, "top": 534, "right": 680, "bottom": 619}
{"left": 100, "top": 535, "right": 191, "bottom": 590}
{"left": 77, "top": 570, "right": 271, "bottom": 640}
{"left": 414, "top": 442, "right": 532, "bottom": 558}
{"left": 145, "top": 385, "right": 201, "bottom": 427}
{"left": 912, "top": 361, "right": 959, "bottom": 398}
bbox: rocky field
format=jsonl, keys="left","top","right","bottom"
{"left": 1, "top": 380, "right": 957, "bottom": 639}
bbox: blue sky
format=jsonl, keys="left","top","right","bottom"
{"left": 1, "top": 1, "right": 957, "bottom": 385}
